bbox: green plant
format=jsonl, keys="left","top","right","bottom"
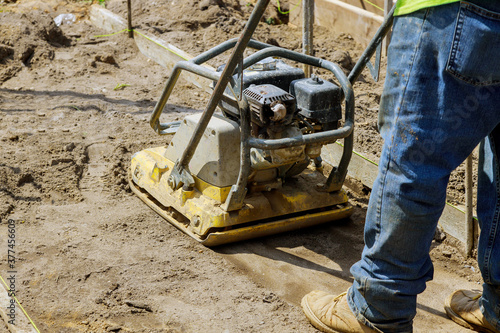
{"left": 114, "top": 83, "right": 130, "bottom": 91}
{"left": 68, "top": 105, "right": 81, "bottom": 111}
{"left": 265, "top": 17, "right": 276, "bottom": 25}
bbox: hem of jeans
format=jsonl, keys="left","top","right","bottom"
{"left": 347, "top": 287, "right": 414, "bottom": 333}
{"left": 347, "top": 287, "right": 384, "bottom": 333}
{"left": 484, "top": 313, "right": 500, "bottom": 332}
{"left": 479, "top": 296, "right": 500, "bottom": 331}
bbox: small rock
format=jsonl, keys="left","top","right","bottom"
{"left": 199, "top": 0, "right": 222, "bottom": 10}
{"left": 17, "top": 173, "right": 34, "bottom": 186}
{"left": 434, "top": 226, "right": 446, "bottom": 242}
{"left": 50, "top": 157, "right": 73, "bottom": 166}
{"left": 0, "top": 45, "right": 14, "bottom": 61}
{"left": 124, "top": 300, "right": 153, "bottom": 312}
{"left": 107, "top": 326, "right": 121, "bottom": 332}
{"left": 95, "top": 54, "right": 117, "bottom": 65}
{"left": 265, "top": 38, "right": 280, "bottom": 47}
{"left": 263, "top": 292, "right": 276, "bottom": 303}
{"left": 442, "top": 250, "right": 452, "bottom": 258}
{"left": 331, "top": 50, "right": 354, "bottom": 70}
{"left": 64, "top": 142, "right": 76, "bottom": 151}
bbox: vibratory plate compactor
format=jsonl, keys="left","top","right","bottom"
{"left": 130, "top": 0, "right": 394, "bottom": 246}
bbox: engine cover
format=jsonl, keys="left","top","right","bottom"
{"left": 165, "top": 113, "right": 241, "bottom": 188}
{"left": 244, "top": 84, "right": 296, "bottom": 128}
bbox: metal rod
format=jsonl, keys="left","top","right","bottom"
{"left": 192, "top": 38, "right": 272, "bottom": 65}
{"left": 175, "top": 0, "right": 271, "bottom": 171}
{"left": 465, "top": 153, "right": 474, "bottom": 256}
{"left": 222, "top": 99, "right": 251, "bottom": 211}
{"left": 302, "top": 0, "right": 314, "bottom": 77}
{"left": 383, "top": 0, "right": 393, "bottom": 54}
{"left": 127, "top": 0, "right": 133, "bottom": 38}
{"left": 150, "top": 62, "right": 224, "bottom": 134}
{"left": 249, "top": 121, "right": 352, "bottom": 149}
{"left": 348, "top": 4, "right": 395, "bottom": 84}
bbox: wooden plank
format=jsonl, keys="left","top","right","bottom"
{"left": 132, "top": 33, "right": 214, "bottom": 94}
{"left": 290, "top": 0, "right": 384, "bottom": 23}
{"left": 88, "top": 3, "right": 128, "bottom": 33}
{"left": 290, "top": 0, "right": 384, "bottom": 48}
{"left": 339, "top": 0, "right": 384, "bottom": 14}
{"left": 322, "top": 142, "right": 471, "bottom": 252}
{"left": 0, "top": 279, "right": 37, "bottom": 333}
{"left": 315, "top": 0, "right": 383, "bottom": 47}
{"left": 89, "top": 5, "right": 214, "bottom": 94}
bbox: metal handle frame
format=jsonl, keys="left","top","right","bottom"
{"left": 149, "top": 0, "right": 396, "bottom": 211}
{"left": 149, "top": 38, "right": 355, "bottom": 209}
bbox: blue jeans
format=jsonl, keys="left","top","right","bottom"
{"left": 347, "top": 2, "right": 500, "bottom": 332}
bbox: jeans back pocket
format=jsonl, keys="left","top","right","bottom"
{"left": 446, "top": 2, "right": 500, "bottom": 86}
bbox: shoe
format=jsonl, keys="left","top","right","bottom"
{"left": 444, "top": 289, "right": 499, "bottom": 333}
{"left": 301, "top": 290, "right": 378, "bottom": 333}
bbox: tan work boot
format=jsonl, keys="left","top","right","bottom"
{"left": 301, "top": 290, "right": 378, "bottom": 333}
{"left": 444, "top": 289, "right": 500, "bottom": 333}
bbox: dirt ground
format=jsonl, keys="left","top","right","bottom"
{"left": 0, "top": 0, "right": 482, "bottom": 332}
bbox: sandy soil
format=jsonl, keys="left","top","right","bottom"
{"left": 0, "top": 0, "right": 481, "bottom": 332}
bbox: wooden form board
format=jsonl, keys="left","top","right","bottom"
{"left": 322, "top": 142, "right": 473, "bottom": 254}
{"left": 341, "top": 0, "right": 385, "bottom": 14}
{"left": 89, "top": 5, "right": 214, "bottom": 94}
{"left": 290, "top": 0, "right": 384, "bottom": 48}
{"left": 290, "top": 0, "right": 385, "bottom": 15}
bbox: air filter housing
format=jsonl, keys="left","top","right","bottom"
{"left": 290, "top": 75, "right": 342, "bottom": 125}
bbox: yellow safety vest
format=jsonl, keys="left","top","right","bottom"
{"left": 395, "top": 0, "right": 460, "bottom": 15}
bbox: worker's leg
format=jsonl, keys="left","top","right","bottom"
{"left": 477, "top": 126, "right": 500, "bottom": 329}
{"left": 348, "top": 2, "right": 500, "bottom": 332}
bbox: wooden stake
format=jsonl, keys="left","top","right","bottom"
{"left": 127, "top": 0, "right": 133, "bottom": 38}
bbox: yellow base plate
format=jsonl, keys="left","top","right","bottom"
{"left": 130, "top": 146, "right": 353, "bottom": 246}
